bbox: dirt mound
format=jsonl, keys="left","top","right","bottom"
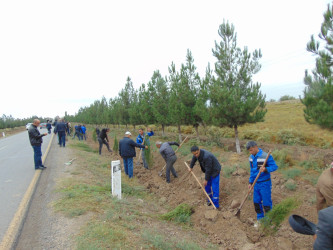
{"left": 131, "top": 149, "right": 317, "bottom": 249}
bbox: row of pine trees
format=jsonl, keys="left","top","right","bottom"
{"left": 66, "top": 21, "right": 267, "bottom": 153}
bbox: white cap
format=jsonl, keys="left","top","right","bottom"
{"left": 125, "top": 131, "right": 131, "bottom": 136}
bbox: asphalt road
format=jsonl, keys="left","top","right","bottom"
{"left": 0, "top": 128, "right": 52, "bottom": 241}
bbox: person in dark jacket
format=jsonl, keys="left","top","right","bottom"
{"left": 189, "top": 146, "right": 221, "bottom": 208}
{"left": 98, "top": 128, "right": 112, "bottom": 155}
{"left": 156, "top": 141, "right": 179, "bottom": 183}
{"left": 46, "top": 120, "right": 52, "bottom": 134}
{"left": 54, "top": 119, "right": 67, "bottom": 147}
{"left": 28, "top": 119, "right": 48, "bottom": 170}
{"left": 119, "top": 131, "right": 147, "bottom": 178}
{"left": 246, "top": 141, "right": 278, "bottom": 227}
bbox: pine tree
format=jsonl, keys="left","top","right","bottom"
{"left": 113, "top": 135, "right": 119, "bottom": 152}
{"left": 210, "top": 21, "right": 266, "bottom": 153}
{"left": 149, "top": 70, "right": 169, "bottom": 136}
{"left": 302, "top": 4, "right": 333, "bottom": 129}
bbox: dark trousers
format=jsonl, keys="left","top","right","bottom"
{"left": 58, "top": 131, "right": 66, "bottom": 147}
{"left": 166, "top": 155, "right": 178, "bottom": 183}
{"left": 32, "top": 145, "right": 42, "bottom": 169}
{"left": 98, "top": 138, "right": 110, "bottom": 155}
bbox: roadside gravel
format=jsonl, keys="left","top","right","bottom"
{"left": 15, "top": 138, "right": 87, "bottom": 250}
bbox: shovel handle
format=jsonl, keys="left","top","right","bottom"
{"left": 159, "top": 136, "right": 189, "bottom": 172}
{"left": 235, "top": 151, "right": 271, "bottom": 215}
{"left": 185, "top": 162, "right": 217, "bottom": 210}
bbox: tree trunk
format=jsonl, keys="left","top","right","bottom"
{"left": 234, "top": 125, "right": 241, "bottom": 154}
{"left": 133, "top": 124, "right": 136, "bottom": 130}
{"left": 162, "top": 124, "right": 165, "bottom": 137}
{"left": 194, "top": 125, "right": 199, "bottom": 139}
{"left": 178, "top": 124, "right": 182, "bottom": 142}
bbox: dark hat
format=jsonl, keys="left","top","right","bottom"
{"left": 288, "top": 214, "right": 316, "bottom": 235}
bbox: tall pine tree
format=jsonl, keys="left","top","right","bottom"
{"left": 210, "top": 21, "right": 266, "bottom": 153}
{"left": 302, "top": 4, "right": 333, "bottom": 129}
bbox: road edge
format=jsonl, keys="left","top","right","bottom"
{"left": 0, "top": 133, "right": 54, "bottom": 250}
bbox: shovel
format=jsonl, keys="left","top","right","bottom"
{"left": 184, "top": 162, "right": 217, "bottom": 210}
{"left": 158, "top": 136, "right": 188, "bottom": 176}
{"left": 234, "top": 151, "right": 271, "bottom": 218}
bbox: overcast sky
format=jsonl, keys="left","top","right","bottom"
{"left": 0, "top": 0, "right": 331, "bottom": 119}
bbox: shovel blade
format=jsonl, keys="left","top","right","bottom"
{"left": 234, "top": 209, "right": 241, "bottom": 218}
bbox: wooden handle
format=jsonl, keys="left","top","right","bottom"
{"left": 184, "top": 162, "right": 217, "bottom": 210}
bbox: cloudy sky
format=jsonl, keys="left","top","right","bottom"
{"left": 0, "top": 0, "right": 331, "bottom": 119}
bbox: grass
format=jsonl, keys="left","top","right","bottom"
{"left": 69, "top": 141, "right": 98, "bottom": 153}
{"left": 260, "top": 197, "right": 301, "bottom": 235}
{"left": 160, "top": 203, "right": 193, "bottom": 224}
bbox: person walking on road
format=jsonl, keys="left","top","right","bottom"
{"left": 119, "top": 131, "right": 147, "bottom": 179}
{"left": 54, "top": 119, "right": 67, "bottom": 147}
{"left": 136, "top": 127, "right": 154, "bottom": 169}
{"left": 316, "top": 162, "right": 333, "bottom": 212}
{"left": 28, "top": 119, "right": 48, "bottom": 170}
{"left": 189, "top": 146, "right": 221, "bottom": 209}
{"left": 46, "top": 120, "right": 52, "bottom": 134}
{"left": 156, "top": 141, "right": 179, "bottom": 183}
{"left": 98, "top": 128, "right": 112, "bottom": 155}
{"left": 246, "top": 141, "right": 278, "bottom": 227}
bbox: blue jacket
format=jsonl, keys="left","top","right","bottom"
{"left": 190, "top": 149, "right": 221, "bottom": 181}
{"left": 249, "top": 148, "right": 278, "bottom": 184}
{"left": 46, "top": 123, "right": 52, "bottom": 129}
{"left": 119, "top": 137, "right": 145, "bottom": 158}
{"left": 136, "top": 131, "right": 154, "bottom": 150}
{"left": 81, "top": 126, "right": 86, "bottom": 134}
{"left": 314, "top": 206, "right": 333, "bottom": 250}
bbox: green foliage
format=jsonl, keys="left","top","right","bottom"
{"left": 113, "top": 135, "right": 119, "bottom": 152}
{"left": 260, "top": 197, "right": 301, "bottom": 235}
{"left": 210, "top": 20, "right": 266, "bottom": 153}
{"left": 0, "top": 114, "right": 45, "bottom": 129}
{"left": 302, "top": 4, "right": 333, "bottom": 129}
{"left": 284, "top": 182, "right": 297, "bottom": 191}
{"left": 121, "top": 183, "right": 146, "bottom": 198}
{"left": 222, "top": 165, "right": 237, "bottom": 178}
{"left": 276, "top": 129, "right": 307, "bottom": 145}
{"left": 271, "top": 149, "right": 292, "bottom": 169}
{"left": 282, "top": 167, "right": 302, "bottom": 180}
{"left": 160, "top": 203, "right": 193, "bottom": 224}
{"left": 279, "top": 95, "right": 296, "bottom": 101}
{"left": 144, "top": 134, "right": 153, "bottom": 168}
{"left": 70, "top": 142, "right": 97, "bottom": 153}
{"left": 299, "top": 160, "right": 321, "bottom": 170}
{"left": 92, "top": 129, "right": 97, "bottom": 142}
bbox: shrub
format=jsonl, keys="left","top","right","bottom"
{"left": 276, "top": 129, "right": 307, "bottom": 146}
{"left": 279, "top": 95, "right": 296, "bottom": 101}
{"left": 92, "top": 129, "right": 97, "bottom": 142}
{"left": 271, "top": 149, "right": 293, "bottom": 169}
{"left": 113, "top": 136, "right": 119, "bottom": 152}
{"left": 160, "top": 203, "right": 193, "bottom": 224}
{"left": 260, "top": 197, "right": 300, "bottom": 235}
{"left": 222, "top": 165, "right": 237, "bottom": 178}
{"left": 282, "top": 168, "right": 302, "bottom": 180}
{"left": 284, "top": 182, "right": 297, "bottom": 191}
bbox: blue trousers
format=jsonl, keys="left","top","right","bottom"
{"left": 32, "top": 145, "right": 42, "bottom": 169}
{"left": 123, "top": 158, "right": 134, "bottom": 178}
{"left": 253, "top": 181, "right": 272, "bottom": 220}
{"left": 205, "top": 174, "right": 220, "bottom": 208}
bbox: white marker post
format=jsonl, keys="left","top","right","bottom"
{"left": 2, "top": 132, "right": 5, "bottom": 137}
{"left": 111, "top": 160, "right": 121, "bottom": 199}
